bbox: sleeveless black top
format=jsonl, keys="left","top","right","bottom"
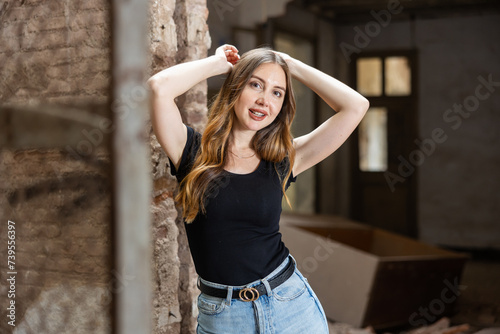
{"left": 170, "top": 126, "right": 296, "bottom": 285}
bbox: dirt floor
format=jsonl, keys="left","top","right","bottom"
{"left": 450, "top": 253, "right": 500, "bottom": 330}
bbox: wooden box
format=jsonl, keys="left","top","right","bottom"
{"left": 280, "top": 213, "right": 468, "bottom": 329}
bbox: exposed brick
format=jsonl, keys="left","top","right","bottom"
{"left": 69, "top": 0, "right": 111, "bottom": 13}
{"left": 15, "top": 252, "right": 51, "bottom": 271}
{"left": 71, "top": 9, "right": 108, "bottom": 31}
{"left": 1, "top": 0, "right": 209, "bottom": 333}
{"left": 23, "top": 0, "right": 46, "bottom": 7}
{"left": 1, "top": 21, "right": 29, "bottom": 39}
{"left": 149, "top": 1, "right": 210, "bottom": 333}
{"left": 0, "top": 145, "right": 111, "bottom": 334}
{"left": 25, "top": 16, "right": 68, "bottom": 34}
{"left": 20, "top": 29, "right": 74, "bottom": 52}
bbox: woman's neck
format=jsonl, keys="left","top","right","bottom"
{"left": 229, "top": 128, "right": 255, "bottom": 151}
{"left": 224, "top": 129, "right": 260, "bottom": 174}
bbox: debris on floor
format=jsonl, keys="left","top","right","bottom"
{"left": 327, "top": 321, "right": 375, "bottom": 334}
{"left": 327, "top": 317, "right": 500, "bottom": 334}
{"left": 403, "top": 318, "right": 469, "bottom": 334}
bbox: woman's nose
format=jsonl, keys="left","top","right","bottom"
{"left": 256, "top": 95, "right": 269, "bottom": 107}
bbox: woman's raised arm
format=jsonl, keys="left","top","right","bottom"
{"left": 147, "top": 45, "right": 239, "bottom": 169}
{"left": 275, "top": 52, "right": 369, "bottom": 177}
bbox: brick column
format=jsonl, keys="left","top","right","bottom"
{"left": 149, "top": 0, "right": 210, "bottom": 333}
{"left": 0, "top": 0, "right": 210, "bottom": 333}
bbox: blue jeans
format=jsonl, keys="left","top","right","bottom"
{"left": 196, "top": 255, "right": 329, "bottom": 334}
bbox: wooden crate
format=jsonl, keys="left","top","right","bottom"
{"left": 280, "top": 213, "right": 468, "bottom": 329}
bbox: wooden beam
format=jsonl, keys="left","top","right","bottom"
{"left": 0, "top": 104, "right": 109, "bottom": 150}
{"left": 110, "top": 0, "right": 152, "bottom": 333}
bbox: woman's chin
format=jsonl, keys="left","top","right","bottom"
{"left": 234, "top": 120, "right": 269, "bottom": 133}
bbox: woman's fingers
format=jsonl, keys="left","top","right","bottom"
{"left": 224, "top": 44, "right": 238, "bottom": 53}
{"left": 215, "top": 44, "right": 240, "bottom": 66}
{"left": 273, "top": 50, "right": 292, "bottom": 62}
{"left": 224, "top": 45, "right": 240, "bottom": 65}
{"left": 217, "top": 44, "right": 237, "bottom": 56}
{"left": 226, "top": 51, "right": 240, "bottom": 65}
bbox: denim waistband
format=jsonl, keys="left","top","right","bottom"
{"left": 198, "top": 254, "right": 296, "bottom": 301}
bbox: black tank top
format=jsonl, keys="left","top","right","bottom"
{"left": 169, "top": 126, "right": 295, "bottom": 285}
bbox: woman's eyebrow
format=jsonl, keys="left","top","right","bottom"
{"left": 250, "top": 75, "right": 286, "bottom": 91}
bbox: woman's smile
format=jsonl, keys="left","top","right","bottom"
{"left": 233, "top": 62, "right": 286, "bottom": 132}
{"left": 249, "top": 108, "right": 268, "bottom": 120}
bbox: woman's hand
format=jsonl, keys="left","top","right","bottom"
{"left": 282, "top": 51, "right": 369, "bottom": 177}
{"left": 273, "top": 51, "right": 298, "bottom": 77}
{"left": 215, "top": 44, "right": 240, "bottom": 73}
{"left": 148, "top": 44, "right": 240, "bottom": 169}
{"left": 273, "top": 50, "right": 292, "bottom": 63}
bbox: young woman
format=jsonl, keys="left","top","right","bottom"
{"left": 148, "top": 44, "right": 369, "bottom": 334}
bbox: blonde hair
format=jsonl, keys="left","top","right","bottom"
{"left": 177, "top": 47, "right": 296, "bottom": 223}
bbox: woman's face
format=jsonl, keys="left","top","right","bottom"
{"left": 233, "top": 62, "right": 287, "bottom": 133}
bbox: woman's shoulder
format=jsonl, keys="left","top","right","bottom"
{"left": 186, "top": 125, "right": 202, "bottom": 149}
{"left": 169, "top": 125, "right": 201, "bottom": 181}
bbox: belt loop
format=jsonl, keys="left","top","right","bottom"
{"left": 288, "top": 254, "right": 296, "bottom": 270}
{"left": 225, "top": 286, "right": 233, "bottom": 306}
{"left": 261, "top": 279, "right": 272, "bottom": 296}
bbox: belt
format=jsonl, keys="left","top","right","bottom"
{"left": 198, "top": 257, "right": 295, "bottom": 302}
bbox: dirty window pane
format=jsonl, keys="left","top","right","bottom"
{"left": 357, "top": 58, "right": 382, "bottom": 96}
{"left": 385, "top": 56, "right": 411, "bottom": 96}
{"left": 359, "top": 107, "right": 388, "bottom": 172}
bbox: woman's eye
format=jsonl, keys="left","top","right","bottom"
{"left": 250, "top": 81, "right": 261, "bottom": 89}
{"left": 274, "top": 91, "right": 283, "bottom": 98}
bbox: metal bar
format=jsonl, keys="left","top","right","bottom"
{"left": 111, "top": 0, "right": 151, "bottom": 333}
{"left": 0, "top": 104, "right": 109, "bottom": 150}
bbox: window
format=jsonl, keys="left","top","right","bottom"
{"left": 385, "top": 56, "right": 411, "bottom": 96}
{"left": 359, "top": 107, "right": 388, "bottom": 172}
{"left": 356, "top": 56, "right": 411, "bottom": 97}
{"left": 357, "top": 58, "right": 382, "bottom": 96}
{"left": 355, "top": 54, "right": 412, "bottom": 172}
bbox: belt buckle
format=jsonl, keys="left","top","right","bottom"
{"left": 239, "top": 287, "right": 259, "bottom": 302}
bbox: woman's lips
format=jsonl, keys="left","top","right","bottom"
{"left": 249, "top": 108, "right": 267, "bottom": 121}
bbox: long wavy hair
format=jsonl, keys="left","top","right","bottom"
{"left": 177, "top": 47, "right": 297, "bottom": 223}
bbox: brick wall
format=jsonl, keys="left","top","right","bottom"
{"left": 0, "top": 1, "right": 112, "bottom": 333}
{"left": 0, "top": 0, "right": 112, "bottom": 333}
{"left": 149, "top": 1, "right": 210, "bottom": 332}
{"left": 0, "top": 149, "right": 112, "bottom": 333}
{"left": 0, "top": 0, "right": 210, "bottom": 333}
{"left": 0, "top": 0, "right": 110, "bottom": 105}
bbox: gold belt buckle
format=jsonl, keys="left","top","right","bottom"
{"left": 239, "top": 287, "right": 259, "bottom": 302}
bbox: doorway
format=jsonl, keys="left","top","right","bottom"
{"left": 350, "top": 51, "right": 418, "bottom": 237}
